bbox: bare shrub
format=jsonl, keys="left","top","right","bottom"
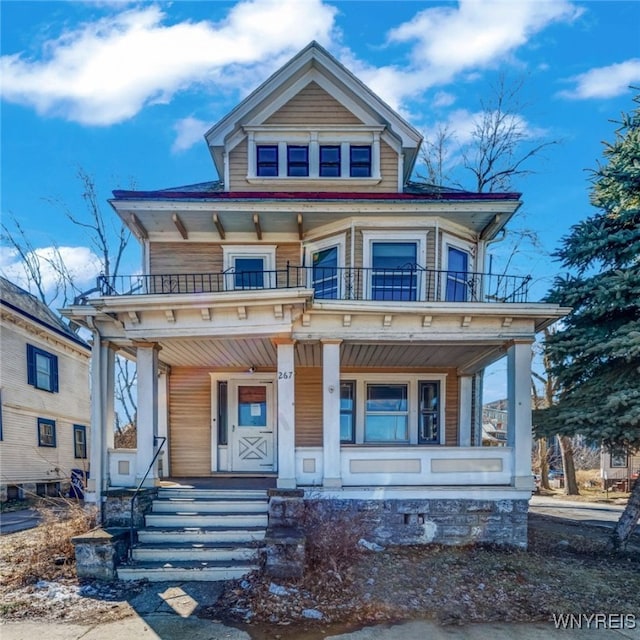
{"left": 301, "top": 499, "right": 368, "bottom": 581}
{"left": 114, "top": 423, "right": 137, "bottom": 448}
{"left": 1, "top": 499, "right": 97, "bottom": 587}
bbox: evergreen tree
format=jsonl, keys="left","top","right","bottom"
{"left": 534, "top": 93, "right": 640, "bottom": 548}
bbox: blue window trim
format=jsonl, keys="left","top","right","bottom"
{"left": 27, "top": 344, "right": 59, "bottom": 393}
{"left": 73, "top": 424, "right": 87, "bottom": 458}
{"left": 38, "top": 418, "right": 57, "bottom": 448}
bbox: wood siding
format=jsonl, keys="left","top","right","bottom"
{"left": 295, "top": 367, "right": 323, "bottom": 447}
{"left": 265, "top": 82, "right": 362, "bottom": 125}
{"left": 0, "top": 315, "right": 90, "bottom": 486}
{"left": 150, "top": 243, "right": 223, "bottom": 274}
{"left": 168, "top": 367, "right": 212, "bottom": 476}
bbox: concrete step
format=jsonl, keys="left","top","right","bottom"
{"left": 131, "top": 541, "right": 260, "bottom": 563}
{"left": 117, "top": 559, "right": 258, "bottom": 582}
{"left": 152, "top": 498, "right": 268, "bottom": 514}
{"left": 158, "top": 488, "right": 268, "bottom": 501}
{"left": 138, "top": 525, "right": 266, "bottom": 545}
{"left": 145, "top": 512, "right": 268, "bottom": 529}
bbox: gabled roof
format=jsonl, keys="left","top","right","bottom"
{"left": 0, "top": 276, "right": 89, "bottom": 349}
{"left": 204, "top": 41, "right": 424, "bottom": 184}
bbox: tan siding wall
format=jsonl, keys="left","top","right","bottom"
{"left": 377, "top": 142, "right": 398, "bottom": 191}
{"left": 150, "top": 243, "right": 223, "bottom": 274}
{"left": 229, "top": 142, "right": 249, "bottom": 191}
{"left": 295, "top": 367, "right": 323, "bottom": 447}
{"left": 0, "top": 318, "right": 90, "bottom": 486}
{"left": 445, "top": 369, "right": 459, "bottom": 446}
{"left": 265, "top": 82, "right": 362, "bottom": 125}
{"left": 168, "top": 368, "right": 212, "bottom": 476}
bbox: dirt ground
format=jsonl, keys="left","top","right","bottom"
{"left": 1, "top": 509, "right": 638, "bottom": 637}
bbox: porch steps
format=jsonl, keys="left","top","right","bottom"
{"left": 117, "top": 487, "right": 269, "bottom": 582}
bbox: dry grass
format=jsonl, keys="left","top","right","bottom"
{"left": 0, "top": 499, "right": 96, "bottom": 588}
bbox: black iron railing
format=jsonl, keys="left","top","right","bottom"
{"left": 98, "top": 266, "right": 531, "bottom": 304}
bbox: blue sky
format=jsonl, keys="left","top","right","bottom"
{"left": 1, "top": 0, "right": 639, "bottom": 397}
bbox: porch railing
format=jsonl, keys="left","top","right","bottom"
{"left": 97, "top": 265, "right": 531, "bottom": 304}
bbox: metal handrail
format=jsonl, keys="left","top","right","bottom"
{"left": 128, "top": 435, "right": 166, "bottom": 559}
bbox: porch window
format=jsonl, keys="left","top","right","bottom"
{"left": 223, "top": 246, "right": 276, "bottom": 290}
{"left": 73, "top": 424, "right": 87, "bottom": 458}
{"left": 340, "top": 381, "right": 356, "bottom": 443}
{"left": 365, "top": 384, "right": 408, "bottom": 442}
{"left": 27, "top": 344, "right": 59, "bottom": 393}
{"left": 446, "top": 246, "right": 470, "bottom": 302}
{"left": 320, "top": 145, "right": 341, "bottom": 177}
{"left": 234, "top": 257, "right": 265, "bottom": 289}
{"left": 37, "top": 418, "right": 56, "bottom": 447}
{"left": 312, "top": 246, "right": 339, "bottom": 299}
{"left": 350, "top": 145, "right": 372, "bottom": 177}
{"left": 418, "top": 381, "right": 440, "bottom": 444}
{"left": 371, "top": 242, "right": 417, "bottom": 301}
{"left": 257, "top": 145, "right": 278, "bottom": 176}
{"left": 287, "top": 145, "right": 309, "bottom": 177}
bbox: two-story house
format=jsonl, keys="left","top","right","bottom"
{"left": 1, "top": 277, "right": 91, "bottom": 501}
{"left": 64, "top": 42, "right": 568, "bottom": 554}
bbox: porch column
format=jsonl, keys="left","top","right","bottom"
{"left": 458, "top": 375, "right": 473, "bottom": 447}
{"left": 275, "top": 338, "right": 296, "bottom": 489}
{"left": 135, "top": 342, "right": 160, "bottom": 486}
{"left": 322, "top": 339, "right": 342, "bottom": 487}
{"left": 157, "top": 369, "right": 169, "bottom": 478}
{"left": 86, "top": 334, "right": 114, "bottom": 513}
{"left": 507, "top": 340, "right": 534, "bottom": 490}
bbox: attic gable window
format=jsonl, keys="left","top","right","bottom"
{"left": 350, "top": 145, "right": 372, "bottom": 177}
{"left": 27, "top": 344, "right": 59, "bottom": 393}
{"left": 287, "top": 146, "right": 309, "bottom": 176}
{"left": 319, "top": 145, "right": 341, "bottom": 177}
{"left": 256, "top": 145, "right": 278, "bottom": 176}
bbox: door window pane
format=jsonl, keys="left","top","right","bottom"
{"left": 365, "top": 384, "right": 408, "bottom": 442}
{"left": 234, "top": 257, "right": 264, "bottom": 289}
{"left": 446, "top": 247, "right": 469, "bottom": 302}
{"left": 371, "top": 242, "right": 417, "bottom": 301}
{"left": 312, "top": 246, "right": 339, "bottom": 299}
{"left": 238, "top": 386, "right": 267, "bottom": 427}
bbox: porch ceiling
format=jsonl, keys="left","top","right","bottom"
{"left": 156, "top": 336, "right": 506, "bottom": 373}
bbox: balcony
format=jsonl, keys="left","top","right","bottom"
{"left": 97, "top": 266, "right": 531, "bottom": 304}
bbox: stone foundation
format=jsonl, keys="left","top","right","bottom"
{"left": 103, "top": 488, "right": 157, "bottom": 528}
{"left": 301, "top": 497, "right": 529, "bottom": 549}
{"left": 72, "top": 527, "right": 129, "bottom": 581}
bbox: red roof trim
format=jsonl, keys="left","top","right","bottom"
{"left": 112, "top": 190, "right": 521, "bottom": 202}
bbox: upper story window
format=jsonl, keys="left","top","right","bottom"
{"left": 287, "top": 146, "right": 309, "bottom": 177}
{"left": 256, "top": 145, "right": 278, "bottom": 176}
{"left": 350, "top": 145, "right": 372, "bottom": 177}
{"left": 319, "top": 145, "right": 341, "bottom": 177}
{"left": 371, "top": 242, "right": 418, "bottom": 301}
{"left": 27, "top": 344, "right": 59, "bottom": 393}
{"left": 73, "top": 424, "right": 87, "bottom": 458}
{"left": 444, "top": 241, "right": 473, "bottom": 302}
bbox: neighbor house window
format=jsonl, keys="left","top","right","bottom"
{"left": 610, "top": 450, "right": 628, "bottom": 468}
{"left": 320, "top": 145, "right": 341, "bottom": 177}
{"left": 27, "top": 344, "right": 59, "bottom": 393}
{"left": 365, "top": 384, "right": 409, "bottom": 442}
{"left": 350, "top": 145, "right": 372, "bottom": 177}
{"left": 38, "top": 418, "right": 56, "bottom": 447}
{"left": 340, "top": 381, "right": 356, "bottom": 443}
{"left": 73, "top": 424, "right": 87, "bottom": 458}
{"left": 256, "top": 145, "right": 278, "bottom": 176}
{"left": 287, "top": 145, "right": 309, "bottom": 176}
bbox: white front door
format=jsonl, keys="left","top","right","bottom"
{"left": 230, "top": 381, "right": 275, "bottom": 472}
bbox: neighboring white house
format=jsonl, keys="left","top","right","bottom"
{"left": 63, "top": 42, "right": 568, "bottom": 547}
{"left": 0, "top": 277, "right": 91, "bottom": 501}
{"left": 601, "top": 447, "right": 640, "bottom": 491}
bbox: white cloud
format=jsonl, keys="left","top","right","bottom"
{"left": 558, "top": 59, "right": 640, "bottom": 100}
{"left": 364, "top": 0, "right": 582, "bottom": 108}
{"left": 0, "top": 0, "right": 338, "bottom": 125}
{"left": 172, "top": 117, "right": 208, "bottom": 153}
{"left": 1, "top": 246, "right": 102, "bottom": 295}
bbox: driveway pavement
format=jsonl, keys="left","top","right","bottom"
{"left": 0, "top": 509, "right": 41, "bottom": 535}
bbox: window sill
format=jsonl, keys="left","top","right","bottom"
{"left": 245, "top": 177, "right": 382, "bottom": 186}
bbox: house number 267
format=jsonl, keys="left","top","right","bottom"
{"left": 278, "top": 371, "right": 293, "bottom": 380}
